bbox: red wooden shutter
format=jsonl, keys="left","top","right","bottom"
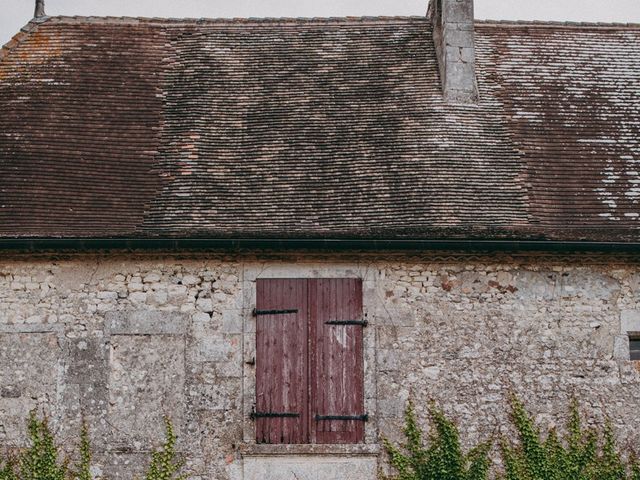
{"left": 310, "top": 278, "right": 365, "bottom": 444}
{"left": 255, "top": 279, "right": 308, "bottom": 444}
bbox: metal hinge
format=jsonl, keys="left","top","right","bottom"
{"left": 253, "top": 308, "right": 298, "bottom": 316}
{"left": 315, "top": 414, "right": 369, "bottom": 422}
{"left": 251, "top": 410, "right": 300, "bottom": 420}
{"left": 325, "top": 320, "right": 368, "bottom": 327}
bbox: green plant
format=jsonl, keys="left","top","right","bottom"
{"left": 501, "top": 395, "right": 637, "bottom": 480}
{"left": 143, "top": 417, "right": 186, "bottom": 480}
{"left": 383, "top": 400, "right": 491, "bottom": 480}
{"left": 2, "top": 413, "right": 189, "bottom": 480}
{"left": 19, "top": 411, "right": 68, "bottom": 480}
{"left": 592, "top": 421, "right": 627, "bottom": 480}
{"left": 630, "top": 455, "right": 640, "bottom": 480}
{"left": 0, "top": 458, "right": 18, "bottom": 480}
{"left": 74, "top": 421, "right": 91, "bottom": 480}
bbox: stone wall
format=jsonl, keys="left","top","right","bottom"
{"left": 0, "top": 252, "right": 639, "bottom": 479}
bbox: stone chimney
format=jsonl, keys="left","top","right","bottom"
{"left": 428, "top": 0, "right": 478, "bottom": 104}
{"left": 34, "top": 0, "right": 45, "bottom": 18}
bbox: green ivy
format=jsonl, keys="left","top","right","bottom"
{"left": 1, "top": 413, "right": 186, "bottom": 480}
{"left": 501, "top": 395, "right": 637, "bottom": 480}
{"left": 143, "top": 417, "right": 186, "bottom": 480}
{"left": 0, "top": 458, "right": 18, "bottom": 480}
{"left": 74, "top": 421, "right": 91, "bottom": 480}
{"left": 383, "top": 400, "right": 491, "bottom": 480}
{"left": 383, "top": 397, "right": 640, "bottom": 480}
{"left": 631, "top": 455, "right": 640, "bottom": 480}
{"left": 18, "top": 412, "right": 68, "bottom": 480}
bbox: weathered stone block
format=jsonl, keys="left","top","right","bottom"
{"left": 513, "top": 271, "right": 556, "bottom": 300}
{"left": 191, "top": 325, "right": 241, "bottom": 363}
{"left": 443, "top": 0, "right": 474, "bottom": 23}
{"left": 189, "top": 380, "right": 239, "bottom": 411}
{"left": 108, "top": 335, "right": 185, "bottom": 444}
{"left": 221, "top": 310, "right": 243, "bottom": 333}
{"left": 621, "top": 310, "right": 640, "bottom": 333}
{"left": 105, "top": 311, "right": 187, "bottom": 335}
{"left": 98, "top": 452, "right": 148, "bottom": 480}
{"left": 614, "top": 335, "right": 630, "bottom": 360}
{"left": 0, "top": 333, "right": 61, "bottom": 444}
{"left": 243, "top": 455, "right": 377, "bottom": 480}
{"left": 196, "top": 297, "right": 214, "bottom": 313}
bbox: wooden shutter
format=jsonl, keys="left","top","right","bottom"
{"left": 255, "top": 278, "right": 308, "bottom": 444}
{"left": 310, "top": 278, "right": 365, "bottom": 444}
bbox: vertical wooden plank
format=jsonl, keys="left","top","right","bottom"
{"left": 352, "top": 278, "right": 365, "bottom": 442}
{"left": 328, "top": 278, "right": 338, "bottom": 438}
{"left": 311, "top": 278, "right": 329, "bottom": 443}
{"left": 274, "top": 279, "right": 283, "bottom": 443}
{"left": 255, "top": 278, "right": 308, "bottom": 444}
{"left": 337, "top": 279, "right": 348, "bottom": 442}
{"left": 300, "top": 278, "right": 310, "bottom": 443}
{"left": 308, "top": 278, "right": 318, "bottom": 444}
{"left": 310, "top": 278, "right": 364, "bottom": 444}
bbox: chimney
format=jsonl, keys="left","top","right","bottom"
{"left": 34, "top": 0, "right": 45, "bottom": 18}
{"left": 428, "top": 0, "right": 478, "bottom": 104}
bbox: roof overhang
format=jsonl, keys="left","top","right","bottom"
{"left": 1, "top": 238, "right": 640, "bottom": 253}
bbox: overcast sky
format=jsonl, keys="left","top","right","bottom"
{"left": 2, "top": 0, "right": 640, "bottom": 46}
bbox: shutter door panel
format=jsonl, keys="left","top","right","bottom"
{"left": 255, "top": 278, "right": 308, "bottom": 444}
{"left": 310, "top": 278, "right": 364, "bottom": 444}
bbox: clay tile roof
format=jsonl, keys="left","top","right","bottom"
{"left": 0, "top": 16, "right": 639, "bottom": 243}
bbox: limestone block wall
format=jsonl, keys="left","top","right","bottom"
{"left": 0, "top": 252, "right": 639, "bottom": 479}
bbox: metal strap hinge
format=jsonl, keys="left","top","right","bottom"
{"left": 253, "top": 308, "right": 298, "bottom": 316}
{"left": 325, "top": 320, "right": 368, "bottom": 327}
{"left": 315, "top": 414, "right": 369, "bottom": 422}
{"left": 251, "top": 411, "right": 300, "bottom": 420}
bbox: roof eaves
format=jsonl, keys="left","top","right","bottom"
{"left": 2, "top": 238, "right": 640, "bottom": 254}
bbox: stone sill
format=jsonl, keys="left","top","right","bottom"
{"left": 239, "top": 443, "right": 380, "bottom": 457}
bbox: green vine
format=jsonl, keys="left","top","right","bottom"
{"left": 382, "top": 400, "right": 491, "bottom": 480}
{"left": 0, "top": 458, "right": 18, "bottom": 480}
{"left": 143, "top": 417, "right": 186, "bottom": 480}
{"left": 383, "top": 396, "right": 640, "bottom": 480}
{"left": 74, "top": 421, "right": 91, "bottom": 480}
{"left": 0, "top": 413, "right": 186, "bottom": 480}
{"left": 501, "top": 395, "right": 637, "bottom": 480}
{"left": 19, "top": 412, "right": 68, "bottom": 480}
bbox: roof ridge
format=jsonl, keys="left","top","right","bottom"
{"left": 476, "top": 18, "right": 640, "bottom": 29}
{"left": 10, "top": 15, "right": 639, "bottom": 32}
{"left": 40, "top": 14, "right": 428, "bottom": 26}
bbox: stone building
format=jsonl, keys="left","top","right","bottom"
{"left": 1, "top": 0, "right": 639, "bottom": 478}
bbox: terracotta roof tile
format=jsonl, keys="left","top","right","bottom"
{"left": 476, "top": 23, "right": 640, "bottom": 241}
{"left": 0, "top": 16, "right": 638, "bottom": 242}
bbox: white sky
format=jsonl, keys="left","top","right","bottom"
{"left": 1, "top": 0, "right": 640, "bottom": 46}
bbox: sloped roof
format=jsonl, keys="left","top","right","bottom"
{"left": 0, "top": 16, "right": 639, "bottom": 243}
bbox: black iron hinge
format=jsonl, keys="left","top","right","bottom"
{"left": 251, "top": 411, "right": 300, "bottom": 420}
{"left": 325, "top": 320, "right": 368, "bottom": 327}
{"left": 253, "top": 308, "right": 298, "bottom": 316}
{"left": 315, "top": 414, "right": 369, "bottom": 422}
